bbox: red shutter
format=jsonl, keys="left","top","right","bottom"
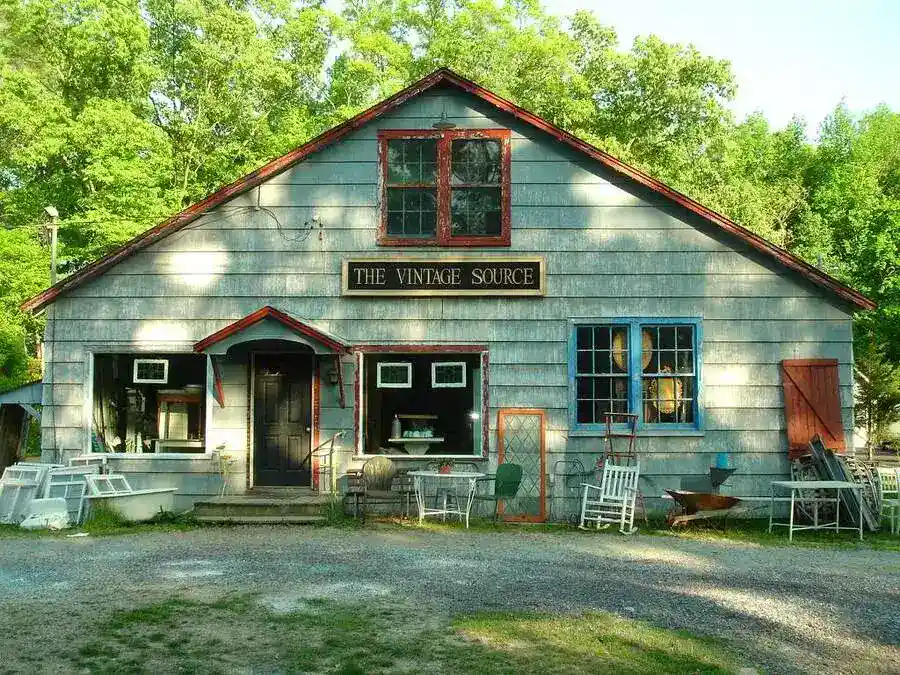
{"left": 781, "top": 359, "right": 846, "bottom": 458}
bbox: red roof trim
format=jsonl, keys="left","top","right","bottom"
{"left": 21, "top": 68, "right": 875, "bottom": 312}
{"left": 193, "top": 306, "right": 349, "bottom": 354}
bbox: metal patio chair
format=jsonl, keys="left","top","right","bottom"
{"left": 579, "top": 461, "right": 641, "bottom": 535}
{"left": 474, "top": 462, "right": 523, "bottom": 522}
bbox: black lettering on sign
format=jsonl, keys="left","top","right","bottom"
{"left": 342, "top": 258, "right": 545, "bottom": 296}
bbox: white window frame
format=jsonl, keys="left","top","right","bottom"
{"left": 133, "top": 358, "right": 169, "bottom": 384}
{"left": 431, "top": 361, "right": 466, "bottom": 388}
{"left": 376, "top": 361, "right": 413, "bottom": 389}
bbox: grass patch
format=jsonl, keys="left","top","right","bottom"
{"left": 0, "top": 507, "right": 200, "bottom": 539}
{"left": 455, "top": 611, "right": 740, "bottom": 674}
{"left": 322, "top": 496, "right": 362, "bottom": 528}
{"left": 61, "top": 594, "right": 746, "bottom": 674}
{"left": 639, "top": 516, "right": 900, "bottom": 552}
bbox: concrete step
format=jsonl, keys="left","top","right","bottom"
{"left": 192, "top": 494, "right": 334, "bottom": 520}
{"left": 194, "top": 514, "right": 326, "bottom": 525}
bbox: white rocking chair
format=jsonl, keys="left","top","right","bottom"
{"left": 579, "top": 461, "right": 640, "bottom": 534}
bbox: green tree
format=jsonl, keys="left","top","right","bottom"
{"left": 855, "top": 342, "right": 900, "bottom": 458}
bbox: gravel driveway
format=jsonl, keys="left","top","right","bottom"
{"left": 1, "top": 526, "right": 898, "bottom": 674}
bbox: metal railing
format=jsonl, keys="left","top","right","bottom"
{"left": 311, "top": 431, "right": 345, "bottom": 495}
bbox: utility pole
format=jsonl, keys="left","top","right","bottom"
{"left": 44, "top": 205, "right": 59, "bottom": 283}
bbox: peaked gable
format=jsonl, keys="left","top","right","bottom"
{"left": 21, "top": 68, "right": 875, "bottom": 313}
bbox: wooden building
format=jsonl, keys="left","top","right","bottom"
{"left": 21, "top": 69, "right": 874, "bottom": 519}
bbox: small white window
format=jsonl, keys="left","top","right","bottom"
{"left": 432, "top": 362, "right": 466, "bottom": 388}
{"left": 377, "top": 362, "right": 412, "bottom": 388}
{"left": 133, "top": 358, "right": 168, "bottom": 384}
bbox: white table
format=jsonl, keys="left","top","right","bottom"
{"left": 768, "top": 480, "right": 863, "bottom": 541}
{"left": 408, "top": 471, "right": 484, "bottom": 528}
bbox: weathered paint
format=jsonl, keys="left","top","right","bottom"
{"left": 35, "top": 85, "right": 858, "bottom": 518}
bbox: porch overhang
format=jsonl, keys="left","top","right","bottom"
{"left": 193, "top": 306, "right": 351, "bottom": 356}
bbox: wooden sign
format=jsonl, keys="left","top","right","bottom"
{"left": 342, "top": 257, "right": 545, "bottom": 296}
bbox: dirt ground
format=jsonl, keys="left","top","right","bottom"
{"left": 1, "top": 525, "right": 898, "bottom": 674}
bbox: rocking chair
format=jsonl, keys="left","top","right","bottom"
{"left": 579, "top": 461, "right": 640, "bottom": 534}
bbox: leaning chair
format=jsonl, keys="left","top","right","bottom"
{"left": 475, "top": 463, "right": 523, "bottom": 522}
{"left": 579, "top": 461, "right": 640, "bottom": 535}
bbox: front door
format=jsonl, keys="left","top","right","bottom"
{"left": 253, "top": 353, "right": 312, "bottom": 486}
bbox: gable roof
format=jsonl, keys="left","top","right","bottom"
{"left": 21, "top": 68, "right": 875, "bottom": 313}
{"left": 193, "top": 306, "right": 350, "bottom": 354}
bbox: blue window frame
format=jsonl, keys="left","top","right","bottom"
{"left": 568, "top": 318, "right": 703, "bottom": 434}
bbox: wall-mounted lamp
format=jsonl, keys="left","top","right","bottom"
{"left": 327, "top": 366, "right": 340, "bottom": 385}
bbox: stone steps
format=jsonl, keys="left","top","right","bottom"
{"left": 194, "top": 514, "right": 326, "bottom": 525}
{"left": 192, "top": 490, "right": 333, "bottom": 522}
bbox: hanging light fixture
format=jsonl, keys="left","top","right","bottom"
{"left": 432, "top": 103, "right": 456, "bottom": 130}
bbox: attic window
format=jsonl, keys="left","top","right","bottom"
{"left": 379, "top": 129, "right": 511, "bottom": 246}
{"left": 133, "top": 359, "right": 168, "bottom": 384}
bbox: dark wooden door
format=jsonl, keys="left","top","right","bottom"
{"left": 253, "top": 354, "right": 312, "bottom": 486}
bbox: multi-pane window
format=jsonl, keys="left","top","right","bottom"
{"left": 571, "top": 320, "right": 701, "bottom": 430}
{"left": 379, "top": 129, "right": 510, "bottom": 246}
{"left": 450, "top": 139, "right": 502, "bottom": 237}
{"left": 641, "top": 325, "right": 696, "bottom": 424}
{"left": 385, "top": 139, "right": 437, "bottom": 238}
{"left": 574, "top": 325, "right": 630, "bottom": 424}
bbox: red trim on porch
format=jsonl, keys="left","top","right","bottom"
{"left": 193, "top": 306, "right": 349, "bottom": 354}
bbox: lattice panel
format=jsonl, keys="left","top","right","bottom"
{"left": 499, "top": 411, "right": 545, "bottom": 521}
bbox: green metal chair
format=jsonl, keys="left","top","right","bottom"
{"left": 475, "top": 462, "right": 523, "bottom": 522}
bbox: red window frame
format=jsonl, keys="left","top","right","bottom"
{"left": 378, "top": 128, "right": 512, "bottom": 247}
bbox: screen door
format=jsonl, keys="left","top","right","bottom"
{"left": 497, "top": 409, "right": 546, "bottom": 522}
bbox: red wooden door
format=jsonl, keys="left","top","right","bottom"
{"left": 781, "top": 359, "right": 845, "bottom": 458}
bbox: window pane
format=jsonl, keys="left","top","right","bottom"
{"left": 576, "top": 376, "right": 593, "bottom": 398}
{"left": 596, "top": 377, "right": 611, "bottom": 399}
{"left": 677, "top": 350, "right": 693, "bottom": 374}
{"left": 576, "top": 351, "right": 592, "bottom": 375}
{"left": 577, "top": 400, "right": 593, "bottom": 424}
{"left": 659, "top": 350, "right": 676, "bottom": 372}
{"left": 641, "top": 328, "right": 657, "bottom": 373}
{"left": 659, "top": 326, "right": 676, "bottom": 349}
{"left": 387, "top": 139, "right": 437, "bottom": 185}
{"left": 450, "top": 187, "right": 501, "bottom": 237}
{"left": 451, "top": 139, "right": 501, "bottom": 184}
{"left": 641, "top": 322, "right": 697, "bottom": 426}
{"left": 386, "top": 188, "right": 437, "bottom": 237}
{"left": 576, "top": 326, "right": 592, "bottom": 349}
{"left": 594, "top": 350, "right": 611, "bottom": 375}
{"left": 573, "top": 325, "right": 631, "bottom": 425}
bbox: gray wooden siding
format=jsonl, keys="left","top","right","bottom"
{"left": 40, "top": 89, "right": 856, "bottom": 517}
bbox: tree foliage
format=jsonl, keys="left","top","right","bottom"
{"left": 0, "top": 0, "right": 898, "bottom": 393}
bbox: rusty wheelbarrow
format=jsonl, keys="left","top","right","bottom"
{"left": 665, "top": 490, "right": 742, "bottom": 527}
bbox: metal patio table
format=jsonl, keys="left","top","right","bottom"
{"left": 768, "top": 480, "right": 863, "bottom": 541}
{"left": 408, "top": 470, "right": 484, "bottom": 529}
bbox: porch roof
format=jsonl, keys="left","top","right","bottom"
{"left": 193, "top": 306, "right": 351, "bottom": 355}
